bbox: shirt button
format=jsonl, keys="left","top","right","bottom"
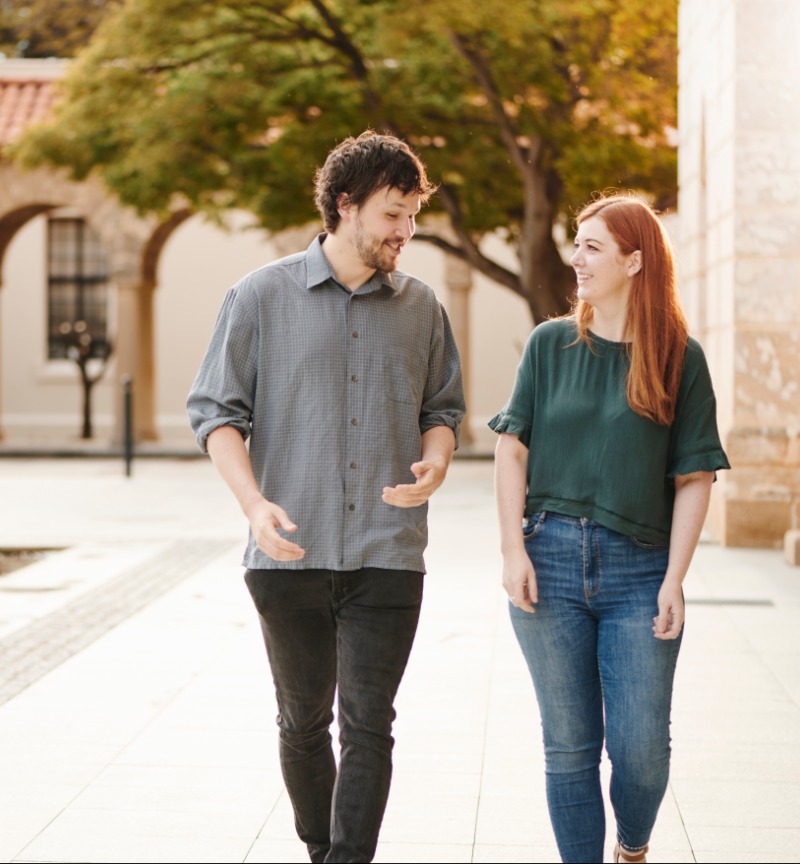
{"left": 350, "top": 462, "right": 357, "bottom": 469}
{"left": 351, "top": 375, "right": 359, "bottom": 382}
{"left": 348, "top": 504, "right": 355, "bottom": 511}
{"left": 352, "top": 331, "right": 359, "bottom": 338}
{"left": 351, "top": 418, "right": 358, "bottom": 425}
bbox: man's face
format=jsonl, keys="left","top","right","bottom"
{"left": 350, "top": 187, "right": 421, "bottom": 273}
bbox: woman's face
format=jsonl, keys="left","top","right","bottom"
{"left": 570, "top": 215, "right": 638, "bottom": 313}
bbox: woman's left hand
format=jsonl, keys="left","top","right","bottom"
{"left": 653, "top": 578, "right": 684, "bottom": 640}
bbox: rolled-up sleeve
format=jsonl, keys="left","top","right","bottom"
{"left": 419, "top": 303, "right": 466, "bottom": 446}
{"left": 186, "top": 283, "right": 258, "bottom": 453}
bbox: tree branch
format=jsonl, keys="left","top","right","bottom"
{"left": 413, "top": 231, "right": 521, "bottom": 295}
{"left": 229, "top": 1, "right": 376, "bottom": 102}
{"left": 418, "top": 181, "right": 523, "bottom": 295}
{"left": 448, "top": 30, "right": 530, "bottom": 176}
{"left": 309, "top": 0, "right": 370, "bottom": 80}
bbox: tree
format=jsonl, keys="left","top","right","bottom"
{"left": 12, "top": 0, "right": 678, "bottom": 322}
{"left": 0, "top": 0, "right": 120, "bottom": 59}
{"left": 56, "top": 319, "right": 112, "bottom": 439}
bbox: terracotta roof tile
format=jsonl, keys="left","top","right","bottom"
{"left": 0, "top": 60, "right": 67, "bottom": 146}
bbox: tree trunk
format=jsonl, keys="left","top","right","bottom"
{"left": 522, "top": 237, "right": 574, "bottom": 324}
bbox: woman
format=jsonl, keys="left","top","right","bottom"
{"left": 490, "top": 193, "right": 730, "bottom": 864}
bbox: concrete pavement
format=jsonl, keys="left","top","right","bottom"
{"left": 0, "top": 456, "right": 798, "bottom": 863}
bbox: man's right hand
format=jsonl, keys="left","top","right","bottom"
{"left": 247, "top": 499, "right": 306, "bottom": 561}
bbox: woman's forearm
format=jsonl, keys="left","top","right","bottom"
{"left": 494, "top": 434, "right": 530, "bottom": 555}
{"left": 665, "top": 471, "right": 714, "bottom": 585}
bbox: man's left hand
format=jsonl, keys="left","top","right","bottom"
{"left": 382, "top": 459, "right": 446, "bottom": 508}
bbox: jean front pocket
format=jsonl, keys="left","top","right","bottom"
{"left": 522, "top": 511, "right": 546, "bottom": 542}
{"left": 630, "top": 535, "right": 668, "bottom": 550}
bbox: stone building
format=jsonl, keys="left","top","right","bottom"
{"left": 678, "top": 0, "right": 800, "bottom": 549}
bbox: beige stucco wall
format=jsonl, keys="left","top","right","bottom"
{"left": 678, "top": 0, "right": 800, "bottom": 546}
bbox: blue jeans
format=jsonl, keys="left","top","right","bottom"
{"left": 510, "top": 512, "right": 682, "bottom": 864}
{"left": 244, "top": 567, "right": 423, "bottom": 863}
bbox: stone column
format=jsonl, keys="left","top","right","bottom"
{"left": 114, "top": 279, "right": 157, "bottom": 444}
{"left": 444, "top": 253, "right": 474, "bottom": 447}
{"left": 679, "top": 0, "right": 800, "bottom": 547}
{"left": 0, "top": 277, "right": 4, "bottom": 441}
{"left": 136, "top": 279, "right": 157, "bottom": 441}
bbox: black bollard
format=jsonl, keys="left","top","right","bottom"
{"left": 122, "top": 375, "right": 133, "bottom": 477}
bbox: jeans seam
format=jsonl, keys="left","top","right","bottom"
{"left": 533, "top": 510, "right": 547, "bottom": 538}
{"left": 593, "top": 526, "right": 602, "bottom": 599}
{"left": 582, "top": 519, "right": 589, "bottom": 601}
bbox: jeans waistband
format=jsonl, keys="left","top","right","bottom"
{"left": 527, "top": 510, "right": 593, "bottom": 527}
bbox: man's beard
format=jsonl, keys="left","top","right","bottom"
{"left": 354, "top": 218, "right": 399, "bottom": 272}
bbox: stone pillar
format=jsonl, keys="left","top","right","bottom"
{"left": 679, "top": 0, "right": 800, "bottom": 548}
{"left": 0, "top": 277, "right": 4, "bottom": 441}
{"left": 114, "top": 279, "right": 157, "bottom": 444}
{"left": 137, "top": 279, "right": 157, "bottom": 441}
{"left": 444, "top": 253, "right": 474, "bottom": 447}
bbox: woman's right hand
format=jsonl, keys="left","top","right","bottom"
{"left": 502, "top": 548, "right": 538, "bottom": 613}
{"left": 494, "top": 432, "right": 537, "bottom": 613}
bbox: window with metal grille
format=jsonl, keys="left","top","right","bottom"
{"left": 47, "top": 217, "right": 111, "bottom": 361}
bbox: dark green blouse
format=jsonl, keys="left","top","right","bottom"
{"left": 489, "top": 318, "right": 730, "bottom": 546}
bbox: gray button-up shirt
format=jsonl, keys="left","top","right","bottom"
{"left": 187, "top": 234, "right": 465, "bottom": 573}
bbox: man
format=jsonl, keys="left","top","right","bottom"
{"left": 187, "top": 130, "right": 465, "bottom": 863}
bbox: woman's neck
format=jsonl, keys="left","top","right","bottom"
{"left": 587, "top": 307, "right": 629, "bottom": 343}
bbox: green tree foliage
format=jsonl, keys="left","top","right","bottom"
{"left": 0, "top": 0, "right": 119, "bottom": 58}
{"left": 12, "top": 0, "right": 678, "bottom": 321}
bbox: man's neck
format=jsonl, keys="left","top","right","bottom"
{"left": 320, "top": 233, "right": 375, "bottom": 292}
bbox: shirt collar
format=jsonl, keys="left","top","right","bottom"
{"left": 305, "top": 233, "right": 399, "bottom": 295}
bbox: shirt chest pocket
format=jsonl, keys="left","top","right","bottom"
{"left": 378, "top": 339, "right": 428, "bottom": 408}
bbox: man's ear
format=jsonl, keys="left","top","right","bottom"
{"left": 337, "top": 193, "right": 353, "bottom": 221}
{"left": 628, "top": 250, "right": 642, "bottom": 276}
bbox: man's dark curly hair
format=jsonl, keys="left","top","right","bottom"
{"left": 314, "top": 130, "right": 436, "bottom": 232}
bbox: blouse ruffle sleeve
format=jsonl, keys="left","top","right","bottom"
{"left": 669, "top": 447, "right": 731, "bottom": 478}
{"left": 667, "top": 339, "right": 731, "bottom": 479}
{"left": 488, "top": 410, "right": 532, "bottom": 449}
{"left": 488, "top": 325, "right": 539, "bottom": 450}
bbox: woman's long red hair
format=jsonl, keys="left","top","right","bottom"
{"left": 572, "top": 194, "right": 688, "bottom": 425}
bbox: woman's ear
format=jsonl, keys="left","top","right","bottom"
{"left": 628, "top": 250, "right": 642, "bottom": 276}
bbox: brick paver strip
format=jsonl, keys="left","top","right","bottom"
{"left": 0, "top": 538, "right": 239, "bottom": 706}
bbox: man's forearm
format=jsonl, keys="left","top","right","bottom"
{"left": 206, "top": 425, "right": 265, "bottom": 519}
{"left": 420, "top": 424, "right": 456, "bottom": 469}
